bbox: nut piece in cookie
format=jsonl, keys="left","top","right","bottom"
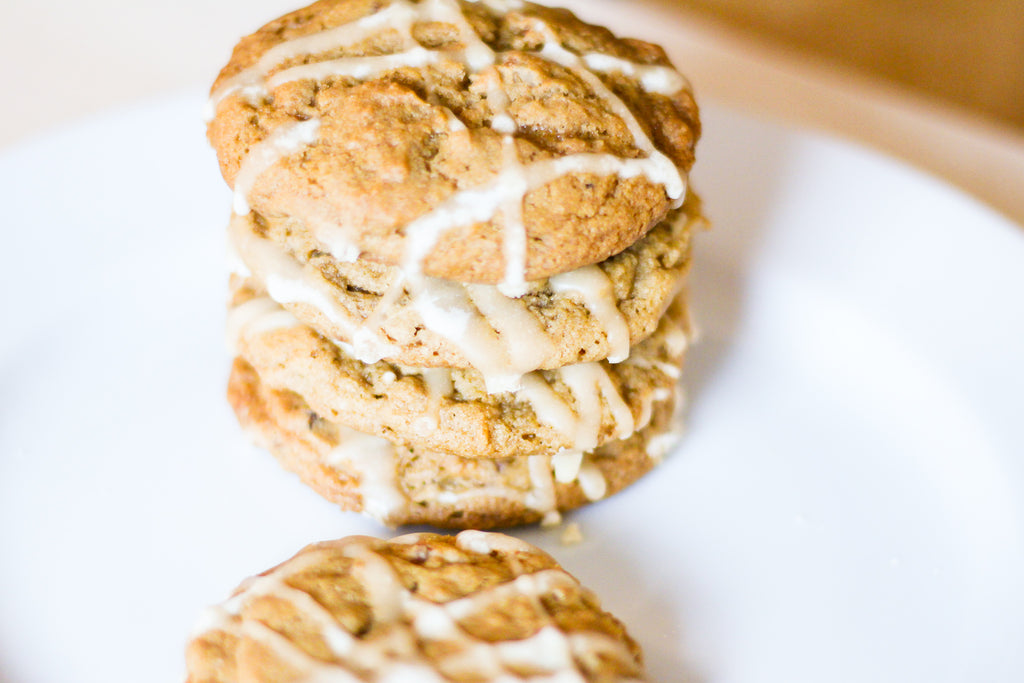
{"left": 185, "top": 531, "right": 647, "bottom": 682}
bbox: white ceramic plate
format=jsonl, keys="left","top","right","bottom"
{"left": 1, "top": 91, "right": 1023, "bottom": 683}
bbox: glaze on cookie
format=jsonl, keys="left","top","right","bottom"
{"left": 186, "top": 532, "right": 646, "bottom": 681}
{"left": 229, "top": 283, "right": 690, "bottom": 459}
{"left": 207, "top": 0, "right": 700, "bottom": 289}
{"left": 228, "top": 356, "right": 682, "bottom": 527}
{"left": 228, "top": 192, "right": 703, "bottom": 376}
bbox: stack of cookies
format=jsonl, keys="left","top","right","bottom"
{"left": 206, "top": 0, "right": 703, "bottom": 528}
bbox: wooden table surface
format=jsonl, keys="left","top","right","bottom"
{"left": 658, "top": 0, "right": 1024, "bottom": 133}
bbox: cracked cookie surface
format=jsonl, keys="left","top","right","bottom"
{"left": 186, "top": 531, "right": 646, "bottom": 681}
{"left": 208, "top": 0, "right": 700, "bottom": 285}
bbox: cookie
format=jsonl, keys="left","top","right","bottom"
{"left": 229, "top": 191, "right": 703, "bottom": 374}
{"left": 228, "top": 282, "right": 689, "bottom": 459}
{"left": 207, "top": 0, "right": 699, "bottom": 289}
{"left": 185, "top": 531, "right": 646, "bottom": 682}
{"left": 227, "top": 355, "right": 682, "bottom": 528}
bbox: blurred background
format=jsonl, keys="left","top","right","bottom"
{"left": 669, "top": 0, "right": 1024, "bottom": 132}
{"left": 3, "top": 0, "right": 1023, "bottom": 147}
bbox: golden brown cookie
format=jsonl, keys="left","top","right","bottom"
{"left": 207, "top": 0, "right": 700, "bottom": 287}
{"left": 229, "top": 191, "right": 703, "bottom": 373}
{"left": 186, "top": 531, "right": 646, "bottom": 682}
{"left": 228, "top": 282, "right": 690, "bottom": 460}
{"left": 228, "top": 356, "right": 682, "bottom": 528}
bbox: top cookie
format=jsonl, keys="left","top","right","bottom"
{"left": 207, "top": 0, "right": 699, "bottom": 288}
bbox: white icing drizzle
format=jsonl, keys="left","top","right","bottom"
{"left": 443, "top": 568, "right": 579, "bottom": 624}
{"left": 266, "top": 46, "right": 442, "bottom": 88}
{"left": 454, "top": 528, "right": 545, "bottom": 556}
{"left": 623, "top": 295, "right": 691, "bottom": 387}
{"left": 551, "top": 450, "right": 584, "bottom": 484}
{"left": 233, "top": 288, "right": 685, "bottom": 463}
{"left": 232, "top": 118, "right": 321, "bottom": 216}
{"left": 415, "top": 367, "right": 455, "bottom": 432}
{"left": 627, "top": 353, "right": 683, "bottom": 380}
{"left": 596, "top": 368, "right": 636, "bottom": 438}
{"left": 206, "top": 1, "right": 423, "bottom": 113}
{"left": 316, "top": 425, "right": 580, "bottom": 524}
{"left": 554, "top": 362, "right": 634, "bottom": 450}
{"left": 326, "top": 431, "right": 408, "bottom": 523}
{"left": 495, "top": 136, "right": 529, "bottom": 295}
{"left": 236, "top": 620, "right": 330, "bottom": 677}
{"left": 581, "top": 52, "right": 690, "bottom": 95}
{"left": 663, "top": 320, "right": 690, "bottom": 358}
{"left": 192, "top": 535, "right": 643, "bottom": 682}
{"left": 410, "top": 276, "right": 524, "bottom": 393}
{"left": 635, "top": 386, "right": 671, "bottom": 433}
{"left": 634, "top": 378, "right": 684, "bottom": 464}
{"left": 518, "top": 374, "right": 578, "bottom": 438}
{"left": 652, "top": 360, "right": 682, "bottom": 380}
{"left": 496, "top": 625, "right": 575, "bottom": 671}
{"left": 397, "top": 151, "right": 680, "bottom": 292}
{"left": 231, "top": 214, "right": 657, "bottom": 393}
{"left": 645, "top": 428, "right": 682, "bottom": 463}
{"left": 229, "top": 216, "right": 401, "bottom": 363}
{"left": 645, "top": 383, "right": 686, "bottom": 463}
{"left": 530, "top": 18, "right": 685, "bottom": 204}
{"left": 321, "top": 231, "right": 362, "bottom": 263}
{"left": 435, "top": 486, "right": 529, "bottom": 507}
{"left": 225, "top": 296, "right": 301, "bottom": 353}
{"left": 549, "top": 266, "right": 630, "bottom": 363}
{"left": 243, "top": 564, "right": 362, "bottom": 658}
{"left": 466, "top": 283, "right": 555, "bottom": 379}
{"left": 524, "top": 454, "right": 558, "bottom": 520}
{"left": 242, "top": 351, "right": 668, "bottom": 521}
{"left": 577, "top": 461, "right": 608, "bottom": 501}
{"left": 399, "top": 166, "right": 526, "bottom": 284}
{"left": 216, "top": 0, "right": 689, "bottom": 333}
{"left": 344, "top": 542, "right": 406, "bottom": 623}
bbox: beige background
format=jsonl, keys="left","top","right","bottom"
{"left": 671, "top": 0, "right": 1024, "bottom": 131}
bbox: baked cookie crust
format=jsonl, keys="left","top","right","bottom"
{"left": 207, "top": 0, "right": 700, "bottom": 286}
{"left": 227, "top": 356, "right": 681, "bottom": 528}
{"left": 229, "top": 285, "right": 689, "bottom": 459}
{"left": 186, "top": 531, "right": 646, "bottom": 681}
{"left": 229, "top": 191, "right": 703, "bottom": 372}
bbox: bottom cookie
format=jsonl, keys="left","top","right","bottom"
{"left": 228, "top": 358, "right": 684, "bottom": 528}
{"left": 186, "top": 531, "right": 646, "bottom": 682}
